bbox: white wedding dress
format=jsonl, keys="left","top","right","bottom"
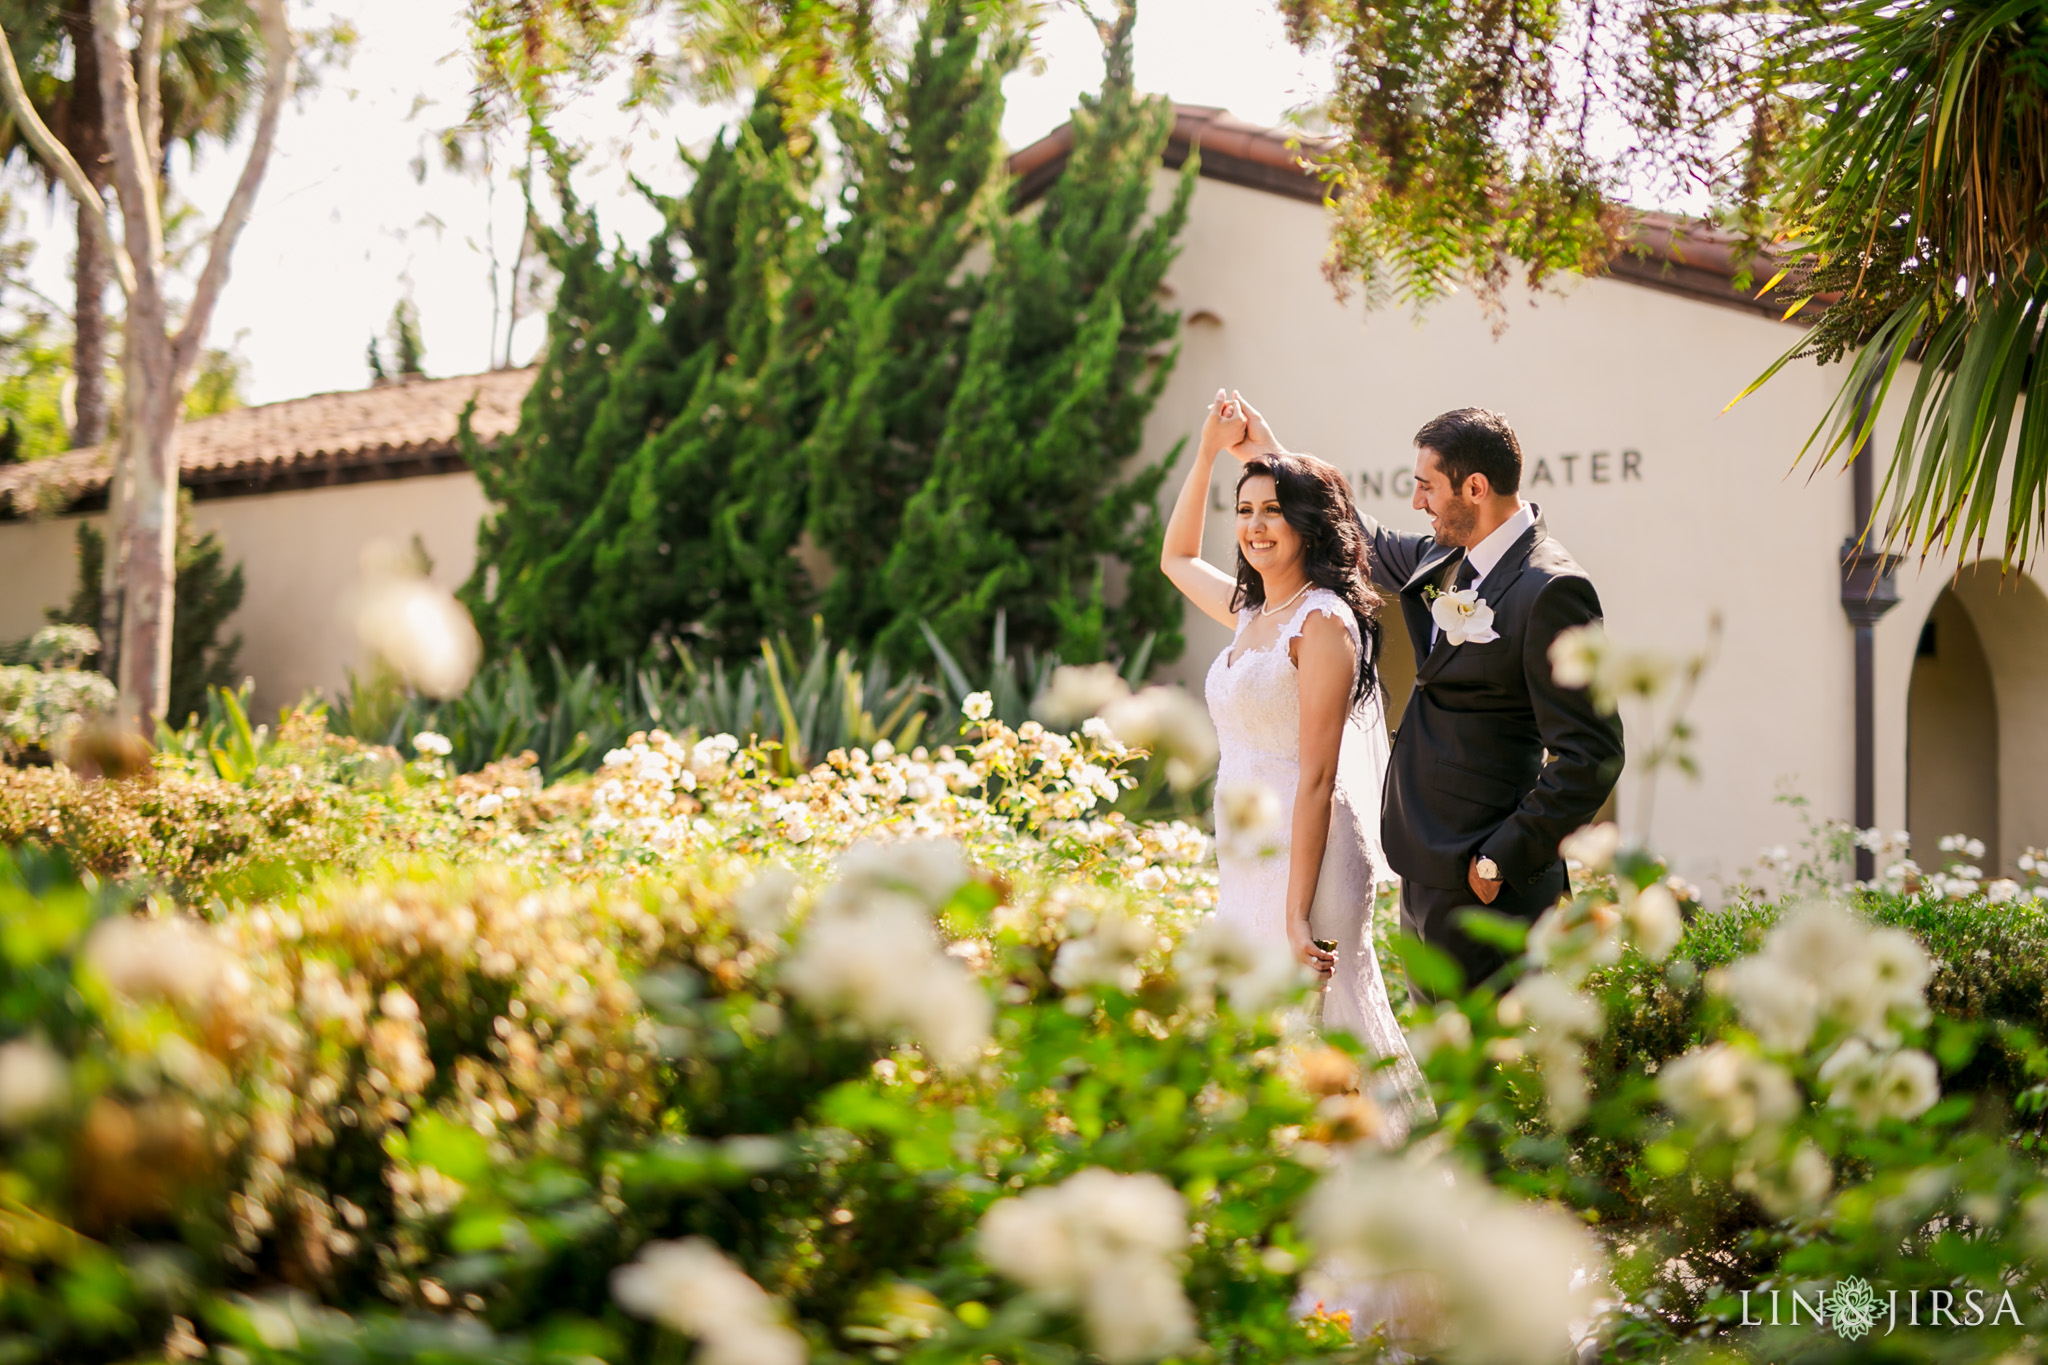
{"left": 1204, "top": 588, "right": 1430, "bottom": 1132}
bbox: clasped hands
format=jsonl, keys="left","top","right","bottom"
{"left": 1199, "top": 389, "right": 1281, "bottom": 464}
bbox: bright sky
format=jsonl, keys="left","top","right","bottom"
{"left": 10, "top": 0, "right": 1332, "bottom": 407}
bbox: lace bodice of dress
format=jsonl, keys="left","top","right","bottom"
{"left": 1204, "top": 589, "right": 1377, "bottom": 775}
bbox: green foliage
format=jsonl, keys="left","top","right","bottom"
{"left": 334, "top": 629, "right": 954, "bottom": 779}
{"left": 1276, "top": 0, "right": 1735, "bottom": 311}
{"left": 462, "top": 0, "right": 901, "bottom": 135}
{"left": 0, "top": 0, "right": 264, "bottom": 178}
{"left": 463, "top": 97, "right": 822, "bottom": 662}
{"left": 0, "top": 189, "right": 69, "bottom": 463}
{"left": 42, "top": 505, "right": 245, "bottom": 726}
{"left": 181, "top": 341, "right": 249, "bottom": 419}
{"left": 1287, "top": 0, "right": 2048, "bottom": 568}
{"left": 871, "top": 1, "right": 1189, "bottom": 666}
{"left": 13, "top": 679, "right": 2048, "bottom": 1360}
{"left": 468, "top": 1, "right": 1188, "bottom": 673}
{"left": 1752, "top": 2, "right": 2048, "bottom": 569}
{"left": 0, "top": 628, "right": 116, "bottom": 760}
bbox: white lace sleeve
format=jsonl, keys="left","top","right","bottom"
{"left": 1280, "top": 589, "right": 1362, "bottom": 669}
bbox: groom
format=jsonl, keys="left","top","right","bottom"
{"left": 1233, "top": 400, "right": 1623, "bottom": 987}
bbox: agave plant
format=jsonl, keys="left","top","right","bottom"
{"left": 920, "top": 610, "right": 1158, "bottom": 725}
{"left": 332, "top": 628, "right": 947, "bottom": 779}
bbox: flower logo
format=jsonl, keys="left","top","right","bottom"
{"left": 1827, "top": 1276, "right": 1881, "bottom": 1341}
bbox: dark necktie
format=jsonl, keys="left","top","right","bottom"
{"left": 1430, "top": 553, "right": 1479, "bottom": 647}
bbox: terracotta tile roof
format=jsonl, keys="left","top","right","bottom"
{"left": 1011, "top": 104, "right": 1809, "bottom": 322}
{"left": 0, "top": 366, "right": 534, "bottom": 517}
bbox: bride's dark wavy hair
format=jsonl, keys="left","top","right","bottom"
{"left": 1231, "top": 453, "right": 1383, "bottom": 705}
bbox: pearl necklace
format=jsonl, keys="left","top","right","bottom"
{"left": 1258, "top": 581, "right": 1313, "bottom": 617}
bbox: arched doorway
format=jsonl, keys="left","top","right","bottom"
{"left": 1906, "top": 566, "right": 2048, "bottom": 874}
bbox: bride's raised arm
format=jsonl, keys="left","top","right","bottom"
{"left": 1160, "top": 390, "right": 1245, "bottom": 628}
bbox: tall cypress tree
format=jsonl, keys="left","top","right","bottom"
{"left": 465, "top": 0, "right": 1191, "bottom": 673}
{"left": 578, "top": 113, "right": 826, "bottom": 653}
{"left": 464, "top": 101, "right": 812, "bottom": 661}
{"left": 802, "top": 2, "right": 1025, "bottom": 645}
{"left": 871, "top": 4, "right": 1193, "bottom": 667}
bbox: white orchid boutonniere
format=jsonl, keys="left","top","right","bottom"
{"left": 1429, "top": 588, "right": 1500, "bottom": 645}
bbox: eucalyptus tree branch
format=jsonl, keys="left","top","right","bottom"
{"left": 139, "top": 0, "right": 167, "bottom": 175}
{"left": 0, "top": 27, "right": 135, "bottom": 299}
{"left": 91, "top": 0, "right": 168, "bottom": 325}
{"left": 172, "top": 0, "right": 297, "bottom": 382}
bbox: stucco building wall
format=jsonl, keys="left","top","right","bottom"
{"left": 1139, "top": 172, "right": 1936, "bottom": 894}
{"left": 0, "top": 473, "right": 488, "bottom": 720}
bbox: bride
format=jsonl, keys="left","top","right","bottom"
{"left": 1161, "top": 390, "right": 1425, "bottom": 1121}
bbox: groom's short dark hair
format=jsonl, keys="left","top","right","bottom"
{"left": 1414, "top": 408, "right": 1522, "bottom": 496}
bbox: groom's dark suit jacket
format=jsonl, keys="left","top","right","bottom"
{"left": 1360, "top": 508, "right": 1624, "bottom": 895}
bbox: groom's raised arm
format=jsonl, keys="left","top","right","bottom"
{"left": 1478, "top": 575, "right": 1626, "bottom": 888}
{"left": 1355, "top": 509, "right": 1434, "bottom": 595}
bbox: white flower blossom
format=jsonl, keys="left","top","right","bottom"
{"left": 1548, "top": 624, "right": 1602, "bottom": 689}
{"left": 1734, "top": 1139, "right": 1832, "bottom": 1218}
{"left": 1405, "top": 1007, "right": 1474, "bottom": 1063}
{"left": 1100, "top": 686, "right": 1218, "bottom": 791}
{"left": 1173, "top": 916, "right": 1300, "bottom": 1015}
{"left": 352, "top": 546, "right": 480, "bottom": 700}
{"left": 1712, "top": 953, "right": 1820, "bottom": 1052}
{"left": 962, "top": 691, "right": 994, "bottom": 722}
{"left": 734, "top": 865, "right": 802, "bottom": 938}
{"left": 0, "top": 1036, "right": 68, "bottom": 1128}
{"left": 1053, "top": 908, "right": 1162, "bottom": 996}
{"left": 1300, "top": 1151, "right": 1603, "bottom": 1365}
{"left": 1558, "top": 821, "right": 1621, "bottom": 871}
{"left": 1659, "top": 1043, "right": 1798, "bottom": 1142}
{"left": 1621, "top": 883, "right": 1684, "bottom": 961}
{"left": 84, "top": 914, "right": 233, "bottom": 1011}
{"left": 978, "top": 1169, "right": 1196, "bottom": 1364}
{"left": 611, "top": 1238, "right": 805, "bottom": 1365}
{"left": 411, "top": 731, "right": 452, "bottom": 758}
{"left": 1709, "top": 902, "right": 1929, "bottom": 1051}
{"left": 1216, "top": 779, "right": 1281, "bottom": 841}
{"left": 1498, "top": 974, "right": 1604, "bottom": 1126}
{"left": 783, "top": 842, "right": 990, "bottom": 1068}
{"left": 1818, "top": 1038, "right": 1938, "bottom": 1127}
{"left": 1034, "top": 664, "right": 1132, "bottom": 729}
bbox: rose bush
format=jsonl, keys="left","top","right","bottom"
{"left": 3, "top": 690, "right": 2048, "bottom": 1363}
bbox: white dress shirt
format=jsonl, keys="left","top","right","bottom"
{"left": 1465, "top": 500, "right": 1536, "bottom": 583}
{"left": 1432, "top": 501, "right": 1536, "bottom": 643}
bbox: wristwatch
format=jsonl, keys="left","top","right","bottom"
{"left": 1475, "top": 856, "right": 1501, "bottom": 882}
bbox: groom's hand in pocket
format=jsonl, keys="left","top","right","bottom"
{"left": 1467, "top": 856, "right": 1503, "bottom": 905}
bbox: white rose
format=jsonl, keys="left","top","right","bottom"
{"left": 1547, "top": 623, "right": 1605, "bottom": 689}
{"left": 0, "top": 1037, "right": 68, "bottom": 1128}
{"left": 611, "top": 1238, "right": 804, "bottom": 1365}
{"left": 1034, "top": 663, "right": 1132, "bottom": 730}
{"left": 1621, "top": 883, "right": 1683, "bottom": 961}
{"left": 1558, "top": 821, "right": 1621, "bottom": 871}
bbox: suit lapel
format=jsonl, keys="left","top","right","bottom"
{"left": 1397, "top": 544, "right": 1462, "bottom": 661}
{"left": 1411, "top": 515, "right": 1545, "bottom": 687}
